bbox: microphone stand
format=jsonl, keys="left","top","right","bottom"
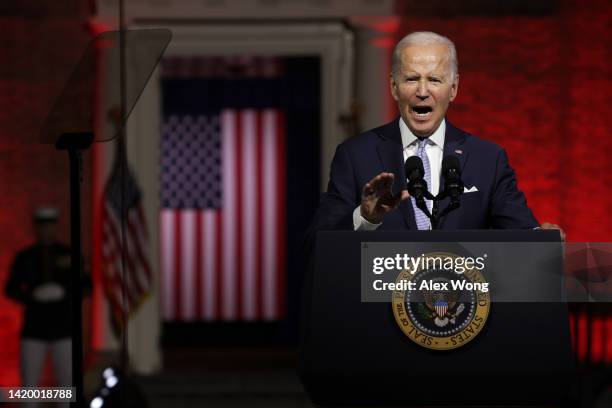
{"left": 408, "top": 174, "right": 462, "bottom": 230}
{"left": 407, "top": 159, "right": 463, "bottom": 230}
{"left": 431, "top": 200, "right": 440, "bottom": 230}
{"left": 429, "top": 186, "right": 463, "bottom": 230}
{"left": 414, "top": 191, "right": 439, "bottom": 229}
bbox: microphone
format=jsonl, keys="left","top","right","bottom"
{"left": 441, "top": 155, "right": 464, "bottom": 202}
{"left": 404, "top": 156, "right": 429, "bottom": 200}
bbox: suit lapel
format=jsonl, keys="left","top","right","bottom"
{"left": 375, "top": 119, "right": 417, "bottom": 230}
{"left": 442, "top": 121, "right": 469, "bottom": 174}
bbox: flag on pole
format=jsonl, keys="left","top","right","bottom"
{"left": 101, "top": 119, "right": 153, "bottom": 334}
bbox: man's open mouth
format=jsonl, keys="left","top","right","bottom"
{"left": 412, "top": 106, "right": 432, "bottom": 115}
{"left": 411, "top": 106, "right": 433, "bottom": 119}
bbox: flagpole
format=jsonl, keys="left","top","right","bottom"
{"left": 118, "top": 0, "right": 130, "bottom": 386}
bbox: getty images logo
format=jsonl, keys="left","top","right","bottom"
{"left": 372, "top": 253, "right": 487, "bottom": 275}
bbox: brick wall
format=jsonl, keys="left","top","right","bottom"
{"left": 0, "top": 6, "right": 92, "bottom": 386}
{"left": 396, "top": 0, "right": 612, "bottom": 242}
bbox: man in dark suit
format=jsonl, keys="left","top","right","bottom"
{"left": 310, "top": 31, "right": 562, "bottom": 235}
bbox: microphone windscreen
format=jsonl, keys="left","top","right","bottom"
{"left": 442, "top": 155, "right": 461, "bottom": 177}
{"left": 405, "top": 156, "right": 424, "bottom": 181}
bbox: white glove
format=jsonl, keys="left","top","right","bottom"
{"left": 32, "top": 283, "right": 65, "bottom": 302}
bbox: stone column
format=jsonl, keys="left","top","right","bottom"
{"left": 350, "top": 16, "right": 400, "bottom": 132}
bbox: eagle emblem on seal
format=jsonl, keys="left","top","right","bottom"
{"left": 392, "top": 252, "right": 490, "bottom": 350}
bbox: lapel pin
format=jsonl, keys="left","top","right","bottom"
{"left": 455, "top": 149, "right": 463, "bottom": 155}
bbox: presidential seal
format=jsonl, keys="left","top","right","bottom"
{"left": 392, "top": 252, "right": 490, "bottom": 351}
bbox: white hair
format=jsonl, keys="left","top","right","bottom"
{"left": 391, "top": 31, "right": 458, "bottom": 79}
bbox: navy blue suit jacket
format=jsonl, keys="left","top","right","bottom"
{"left": 309, "top": 118, "right": 539, "bottom": 233}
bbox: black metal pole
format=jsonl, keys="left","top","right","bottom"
{"left": 68, "top": 148, "right": 84, "bottom": 408}
{"left": 118, "top": 0, "right": 130, "bottom": 381}
{"left": 56, "top": 132, "right": 93, "bottom": 408}
{"left": 431, "top": 201, "right": 439, "bottom": 230}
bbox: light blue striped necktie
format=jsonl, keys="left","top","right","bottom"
{"left": 411, "top": 138, "right": 432, "bottom": 230}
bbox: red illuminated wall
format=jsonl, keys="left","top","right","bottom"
{"left": 396, "top": 0, "right": 612, "bottom": 242}
{"left": 0, "top": 8, "right": 92, "bottom": 386}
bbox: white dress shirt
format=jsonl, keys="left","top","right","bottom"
{"left": 353, "top": 118, "right": 446, "bottom": 230}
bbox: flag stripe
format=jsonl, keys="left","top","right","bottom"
{"left": 101, "top": 214, "right": 121, "bottom": 299}
{"left": 195, "top": 211, "right": 203, "bottom": 320}
{"left": 262, "top": 110, "right": 277, "bottom": 319}
{"left": 255, "top": 111, "right": 264, "bottom": 319}
{"left": 222, "top": 110, "right": 238, "bottom": 320}
{"left": 161, "top": 210, "right": 174, "bottom": 319}
{"left": 174, "top": 210, "right": 182, "bottom": 320}
{"left": 235, "top": 111, "right": 244, "bottom": 320}
{"left": 181, "top": 210, "right": 197, "bottom": 320}
{"left": 276, "top": 111, "right": 287, "bottom": 318}
{"left": 215, "top": 211, "right": 223, "bottom": 319}
{"left": 242, "top": 110, "right": 257, "bottom": 320}
{"left": 202, "top": 210, "right": 216, "bottom": 320}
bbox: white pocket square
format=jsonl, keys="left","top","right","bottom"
{"left": 464, "top": 186, "right": 479, "bottom": 193}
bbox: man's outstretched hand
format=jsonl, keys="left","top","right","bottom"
{"left": 360, "top": 172, "right": 410, "bottom": 224}
{"left": 540, "top": 222, "right": 566, "bottom": 241}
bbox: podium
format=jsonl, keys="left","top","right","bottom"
{"left": 298, "top": 230, "right": 574, "bottom": 407}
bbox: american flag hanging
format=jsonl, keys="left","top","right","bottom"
{"left": 159, "top": 108, "right": 286, "bottom": 322}
{"left": 101, "top": 143, "right": 153, "bottom": 334}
